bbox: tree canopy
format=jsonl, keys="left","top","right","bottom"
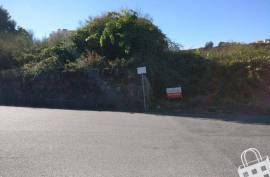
{"left": 73, "top": 10, "right": 168, "bottom": 60}
{"left": 0, "top": 6, "right": 33, "bottom": 69}
{"left": 204, "top": 41, "right": 214, "bottom": 49}
{"left": 0, "top": 6, "right": 16, "bottom": 33}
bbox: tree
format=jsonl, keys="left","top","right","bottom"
{"left": 167, "top": 38, "right": 183, "bottom": 51}
{"left": 73, "top": 9, "right": 168, "bottom": 60}
{"left": 0, "top": 6, "right": 16, "bottom": 33}
{"left": 217, "top": 41, "right": 241, "bottom": 47}
{"left": 48, "top": 29, "right": 73, "bottom": 46}
{"left": 204, "top": 41, "right": 214, "bottom": 49}
{"left": 0, "top": 7, "right": 34, "bottom": 69}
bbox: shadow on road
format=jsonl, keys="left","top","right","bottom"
{"left": 148, "top": 111, "right": 270, "bottom": 125}
{"left": 0, "top": 104, "right": 269, "bottom": 125}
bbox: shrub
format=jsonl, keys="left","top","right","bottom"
{"left": 23, "top": 56, "right": 63, "bottom": 78}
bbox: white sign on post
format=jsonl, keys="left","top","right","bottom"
{"left": 137, "top": 67, "right": 146, "bottom": 75}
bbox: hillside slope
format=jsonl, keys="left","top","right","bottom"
{"left": 0, "top": 7, "right": 269, "bottom": 114}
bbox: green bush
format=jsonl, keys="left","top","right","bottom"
{"left": 23, "top": 56, "right": 63, "bottom": 78}
{"left": 73, "top": 9, "right": 168, "bottom": 60}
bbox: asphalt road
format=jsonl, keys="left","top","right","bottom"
{"left": 0, "top": 106, "right": 269, "bottom": 177}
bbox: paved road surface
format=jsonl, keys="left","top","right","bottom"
{"left": 0, "top": 106, "right": 269, "bottom": 177}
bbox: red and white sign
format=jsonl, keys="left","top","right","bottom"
{"left": 166, "top": 87, "right": 183, "bottom": 99}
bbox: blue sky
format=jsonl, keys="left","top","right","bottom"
{"left": 1, "top": 0, "right": 270, "bottom": 48}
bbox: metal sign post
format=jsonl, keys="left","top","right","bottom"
{"left": 141, "top": 74, "right": 147, "bottom": 112}
{"left": 137, "top": 67, "right": 147, "bottom": 112}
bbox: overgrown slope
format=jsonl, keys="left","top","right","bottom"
{"left": 0, "top": 6, "right": 269, "bottom": 113}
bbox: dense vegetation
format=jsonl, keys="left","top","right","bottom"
{"left": 0, "top": 6, "right": 269, "bottom": 113}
